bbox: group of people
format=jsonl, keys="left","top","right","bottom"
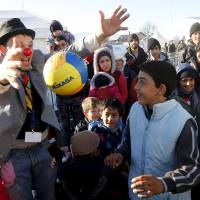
{"left": 1, "top": 4, "right": 200, "bottom": 200}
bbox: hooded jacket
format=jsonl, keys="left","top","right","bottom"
{"left": 173, "top": 63, "right": 200, "bottom": 146}
{"left": 93, "top": 47, "right": 128, "bottom": 103}
{"left": 89, "top": 72, "right": 123, "bottom": 104}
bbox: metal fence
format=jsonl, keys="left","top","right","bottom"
{"left": 167, "top": 51, "right": 184, "bottom": 67}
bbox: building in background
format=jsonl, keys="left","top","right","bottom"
{"left": 0, "top": 10, "right": 53, "bottom": 53}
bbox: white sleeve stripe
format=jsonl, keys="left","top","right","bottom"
{"left": 176, "top": 171, "right": 200, "bottom": 187}
{"left": 174, "top": 126, "right": 199, "bottom": 183}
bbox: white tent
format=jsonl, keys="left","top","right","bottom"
{"left": 0, "top": 10, "right": 51, "bottom": 53}
{"left": 139, "top": 31, "right": 167, "bottom": 52}
{"left": 162, "top": 17, "right": 200, "bottom": 41}
{"left": 151, "top": 31, "right": 167, "bottom": 46}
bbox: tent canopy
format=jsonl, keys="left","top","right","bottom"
{"left": 0, "top": 10, "right": 51, "bottom": 38}
{"left": 151, "top": 31, "right": 166, "bottom": 46}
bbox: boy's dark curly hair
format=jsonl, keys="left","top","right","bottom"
{"left": 102, "top": 98, "right": 123, "bottom": 116}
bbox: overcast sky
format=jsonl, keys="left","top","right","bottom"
{"left": 0, "top": 0, "right": 200, "bottom": 35}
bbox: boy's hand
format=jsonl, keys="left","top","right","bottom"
{"left": 104, "top": 153, "right": 123, "bottom": 169}
{"left": 0, "top": 48, "right": 27, "bottom": 89}
{"left": 131, "top": 175, "right": 165, "bottom": 198}
{"left": 127, "top": 58, "right": 134, "bottom": 66}
{"left": 60, "top": 146, "right": 71, "bottom": 162}
{"left": 50, "top": 157, "right": 57, "bottom": 168}
{"left": 96, "top": 5, "right": 129, "bottom": 44}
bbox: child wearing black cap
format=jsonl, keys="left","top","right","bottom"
{"left": 49, "top": 20, "right": 75, "bottom": 46}
{"left": 105, "top": 61, "right": 200, "bottom": 200}
{"left": 182, "top": 22, "right": 200, "bottom": 67}
{"left": 173, "top": 63, "right": 200, "bottom": 200}
{"left": 174, "top": 63, "right": 200, "bottom": 125}
{"left": 147, "top": 37, "right": 169, "bottom": 62}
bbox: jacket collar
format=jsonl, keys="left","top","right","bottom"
{"left": 144, "top": 99, "right": 178, "bottom": 120}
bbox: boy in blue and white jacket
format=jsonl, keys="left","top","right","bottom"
{"left": 105, "top": 61, "right": 200, "bottom": 200}
{"left": 89, "top": 98, "right": 124, "bottom": 158}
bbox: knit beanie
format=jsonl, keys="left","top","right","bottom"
{"left": 50, "top": 20, "right": 63, "bottom": 33}
{"left": 179, "top": 69, "right": 198, "bottom": 80}
{"left": 129, "top": 33, "right": 139, "bottom": 43}
{"left": 176, "top": 63, "right": 199, "bottom": 81}
{"left": 70, "top": 131, "right": 100, "bottom": 156}
{"left": 94, "top": 73, "right": 111, "bottom": 87}
{"left": 190, "top": 22, "right": 200, "bottom": 36}
{"left": 140, "top": 61, "right": 177, "bottom": 97}
{"left": 147, "top": 38, "right": 161, "bottom": 51}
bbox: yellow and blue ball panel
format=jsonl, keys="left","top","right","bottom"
{"left": 44, "top": 51, "right": 88, "bottom": 96}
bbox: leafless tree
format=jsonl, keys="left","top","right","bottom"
{"left": 140, "top": 22, "right": 157, "bottom": 37}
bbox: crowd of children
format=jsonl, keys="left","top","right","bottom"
{"left": 46, "top": 21, "right": 200, "bottom": 200}
{"left": 1, "top": 6, "right": 200, "bottom": 200}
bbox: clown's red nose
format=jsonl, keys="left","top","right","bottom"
{"left": 23, "top": 48, "right": 32, "bottom": 57}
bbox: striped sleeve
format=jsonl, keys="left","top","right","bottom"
{"left": 162, "top": 119, "right": 200, "bottom": 193}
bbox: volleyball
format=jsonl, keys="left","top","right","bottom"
{"left": 43, "top": 51, "right": 88, "bottom": 96}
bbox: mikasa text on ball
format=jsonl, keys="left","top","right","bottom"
{"left": 43, "top": 51, "right": 88, "bottom": 96}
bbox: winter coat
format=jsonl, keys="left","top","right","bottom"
{"left": 181, "top": 40, "right": 197, "bottom": 64}
{"left": 173, "top": 64, "right": 200, "bottom": 146}
{"left": 75, "top": 117, "right": 90, "bottom": 132}
{"left": 124, "top": 46, "right": 148, "bottom": 74}
{"left": 93, "top": 47, "right": 128, "bottom": 103}
{"left": 147, "top": 51, "right": 170, "bottom": 62}
{"left": 89, "top": 72, "right": 124, "bottom": 104}
{"left": 89, "top": 120, "right": 123, "bottom": 158}
{"left": 129, "top": 101, "right": 196, "bottom": 200}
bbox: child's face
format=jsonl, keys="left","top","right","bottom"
{"left": 85, "top": 107, "right": 100, "bottom": 122}
{"left": 99, "top": 56, "right": 112, "bottom": 73}
{"left": 179, "top": 77, "right": 195, "bottom": 94}
{"left": 102, "top": 106, "right": 119, "bottom": 129}
{"left": 6, "top": 34, "right": 33, "bottom": 71}
{"left": 115, "top": 59, "right": 124, "bottom": 70}
{"left": 149, "top": 46, "right": 160, "bottom": 60}
{"left": 55, "top": 39, "right": 68, "bottom": 51}
{"left": 135, "top": 71, "right": 166, "bottom": 106}
{"left": 53, "top": 30, "right": 62, "bottom": 37}
{"left": 191, "top": 31, "right": 200, "bottom": 45}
